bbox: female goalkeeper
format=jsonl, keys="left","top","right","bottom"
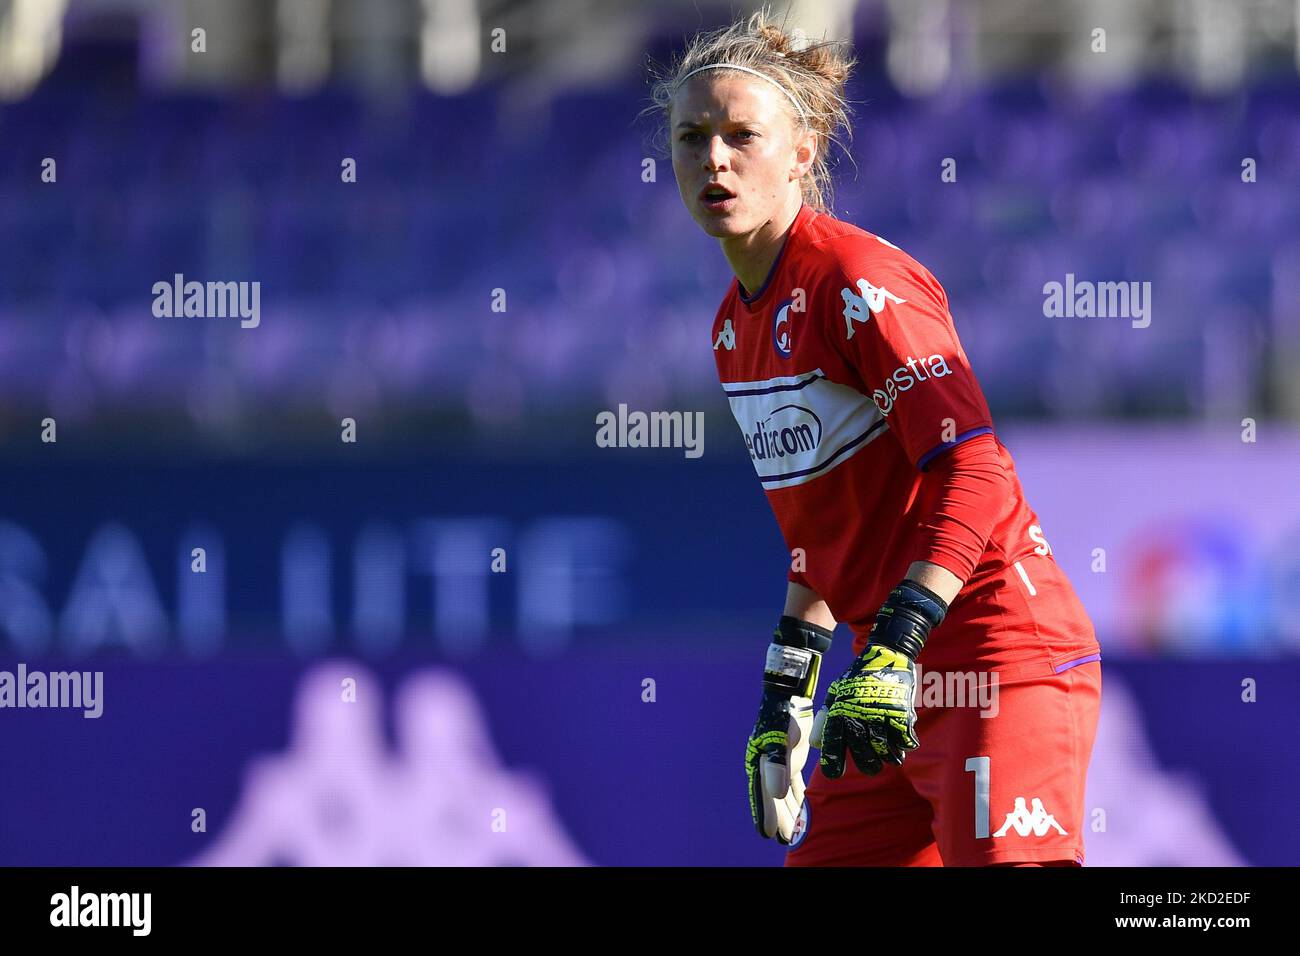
{"left": 645, "top": 10, "right": 1102, "bottom": 866}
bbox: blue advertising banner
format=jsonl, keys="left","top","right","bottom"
{"left": 1, "top": 429, "right": 1296, "bottom": 866}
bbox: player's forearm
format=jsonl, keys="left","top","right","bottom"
{"left": 913, "top": 432, "right": 1009, "bottom": 588}
{"left": 783, "top": 581, "right": 837, "bottom": 630}
{"left": 904, "top": 560, "right": 964, "bottom": 605}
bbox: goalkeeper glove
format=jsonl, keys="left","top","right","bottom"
{"left": 745, "top": 615, "right": 834, "bottom": 842}
{"left": 813, "top": 580, "right": 948, "bottom": 779}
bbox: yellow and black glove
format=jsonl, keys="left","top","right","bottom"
{"left": 813, "top": 581, "right": 948, "bottom": 779}
{"left": 745, "top": 615, "right": 834, "bottom": 842}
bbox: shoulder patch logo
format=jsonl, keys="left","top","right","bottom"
{"left": 841, "top": 277, "right": 906, "bottom": 340}
{"left": 714, "top": 318, "right": 736, "bottom": 351}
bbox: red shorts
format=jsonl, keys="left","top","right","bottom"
{"left": 784, "top": 654, "right": 1101, "bottom": 867}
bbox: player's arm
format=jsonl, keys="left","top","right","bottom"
{"left": 901, "top": 426, "right": 1010, "bottom": 605}
{"left": 812, "top": 436, "right": 1009, "bottom": 774}
{"left": 903, "top": 559, "right": 963, "bottom": 605}
{"left": 783, "top": 580, "right": 836, "bottom": 630}
{"left": 744, "top": 583, "right": 836, "bottom": 842}
{"left": 813, "top": 249, "right": 1005, "bottom": 776}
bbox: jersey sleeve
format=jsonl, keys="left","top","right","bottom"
{"left": 817, "top": 244, "right": 994, "bottom": 471}
{"left": 913, "top": 431, "right": 1009, "bottom": 582}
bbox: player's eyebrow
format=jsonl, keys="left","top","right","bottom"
{"left": 675, "top": 119, "right": 763, "bottom": 129}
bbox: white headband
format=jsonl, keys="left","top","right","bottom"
{"left": 676, "top": 62, "right": 806, "bottom": 121}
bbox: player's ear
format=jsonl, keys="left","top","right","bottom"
{"left": 791, "top": 126, "right": 816, "bottom": 180}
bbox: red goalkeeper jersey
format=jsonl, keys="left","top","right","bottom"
{"left": 711, "top": 202, "right": 1100, "bottom": 673}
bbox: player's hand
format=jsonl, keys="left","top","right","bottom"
{"left": 746, "top": 691, "right": 814, "bottom": 842}
{"left": 811, "top": 580, "right": 949, "bottom": 778}
{"left": 746, "top": 615, "right": 834, "bottom": 842}
{"left": 813, "top": 644, "right": 918, "bottom": 778}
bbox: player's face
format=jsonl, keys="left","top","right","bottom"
{"left": 670, "top": 73, "right": 804, "bottom": 238}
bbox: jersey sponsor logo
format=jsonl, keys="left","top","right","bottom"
{"left": 721, "top": 369, "right": 887, "bottom": 489}
{"left": 993, "top": 797, "right": 1068, "bottom": 838}
{"left": 747, "top": 404, "right": 821, "bottom": 461}
{"left": 870, "top": 353, "right": 952, "bottom": 415}
{"left": 714, "top": 318, "right": 736, "bottom": 351}
{"left": 772, "top": 300, "right": 794, "bottom": 358}
{"left": 841, "top": 276, "right": 906, "bottom": 340}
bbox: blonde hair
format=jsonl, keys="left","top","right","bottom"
{"left": 642, "top": 7, "right": 857, "bottom": 215}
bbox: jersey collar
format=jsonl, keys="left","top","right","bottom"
{"left": 737, "top": 202, "right": 816, "bottom": 311}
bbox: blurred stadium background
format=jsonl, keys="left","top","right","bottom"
{"left": 0, "top": 0, "right": 1297, "bottom": 866}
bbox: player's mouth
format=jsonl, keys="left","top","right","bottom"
{"left": 699, "top": 182, "right": 737, "bottom": 213}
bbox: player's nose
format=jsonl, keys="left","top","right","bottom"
{"left": 704, "top": 135, "right": 731, "bottom": 171}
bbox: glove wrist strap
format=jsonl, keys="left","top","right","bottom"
{"left": 763, "top": 616, "right": 834, "bottom": 699}
{"left": 869, "top": 580, "right": 949, "bottom": 660}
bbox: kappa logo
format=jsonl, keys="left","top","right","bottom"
{"left": 841, "top": 276, "right": 906, "bottom": 340}
{"left": 993, "top": 797, "right": 1068, "bottom": 838}
{"left": 714, "top": 318, "right": 736, "bottom": 351}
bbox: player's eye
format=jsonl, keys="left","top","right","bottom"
{"left": 735, "top": 130, "right": 757, "bottom": 140}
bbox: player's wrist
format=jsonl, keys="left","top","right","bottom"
{"left": 762, "top": 615, "right": 834, "bottom": 699}
{"left": 867, "top": 580, "right": 949, "bottom": 660}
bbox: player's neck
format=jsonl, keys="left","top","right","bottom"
{"left": 723, "top": 196, "right": 803, "bottom": 298}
